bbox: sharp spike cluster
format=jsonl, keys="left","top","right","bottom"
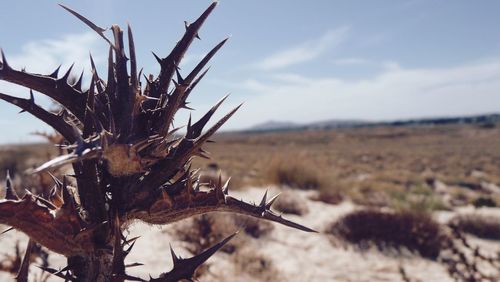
{"left": 150, "top": 232, "right": 237, "bottom": 282}
{"left": 0, "top": 3, "right": 316, "bottom": 281}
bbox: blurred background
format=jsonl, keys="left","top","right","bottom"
{"left": 1, "top": 1, "right": 500, "bottom": 281}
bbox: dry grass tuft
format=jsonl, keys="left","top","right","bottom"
{"left": 172, "top": 213, "right": 278, "bottom": 281}
{"left": 173, "top": 213, "right": 274, "bottom": 255}
{"left": 0, "top": 240, "right": 49, "bottom": 276}
{"left": 272, "top": 191, "right": 309, "bottom": 215}
{"left": 449, "top": 214, "right": 500, "bottom": 240}
{"left": 472, "top": 196, "right": 497, "bottom": 208}
{"left": 315, "top": 179, "right": 345, "bottom": 205}
{"left": 327, "top": 209, "right": 447, "bottom": 259}
{"left": 233, "top": 247, "right": 282, "bottom": 282}
{"left": 233, "top": 214, "right": 274, "bottom": 239}
{"left": 265, "top": 157, "right": 326, "bottom": 190}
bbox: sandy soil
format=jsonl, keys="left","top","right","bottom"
{"left": 1, "top": 187, "right": 499, "bottom": 281}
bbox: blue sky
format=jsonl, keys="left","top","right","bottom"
{"left": 1, "top": 0, "right": 500, "bottom": 143}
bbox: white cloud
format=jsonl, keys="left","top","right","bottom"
{"left": 332, "top": 58, "right": 370, "bottom": 66}
{"left": 4, "top": 32, "right": 104, "bottom": 76}
{"left": 253, "top": 27, "right": 350, "bottom": 70}
{"left": 179, "top": 53, "right": 206, "bottom": 69}
{"left": 332, "top": 58, "right": 402, "bottom": 72}
{"left": 0, "top": 32, "right": 105, "bottom": 144}
{"left": 223, "top": 58, "right": 500, "bottom": 129}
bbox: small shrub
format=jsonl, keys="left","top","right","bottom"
{"left": 173, "top": 213, "right": 274, "bottom": 255}
{"left": 233, "top": 215, "right": 274, "bottom": 239}
{"left": 233, "top": 247, "right": 282, "bottom": 282}
{"left": 327, "top": 209, "right": 447, "bottom": 259}
{"left": 265, "top": 157, "right": 326, "bottom": 190}
{"left": 472, "top": 196, "right": 497, "bottom": 208}
{"left": 0, "top": 240, "right": 49, "bottom": 275}
{"left": 316, "top": 189, "right": 343, "bottom": 204}
{"left": 450, "top": 214, "right": 500, "bottom": 240}
{"left": 272, "top": 191, "right": 309, "bottom": 215}
{"left": 391, "top": 191, "right": 449, "bottom": 212}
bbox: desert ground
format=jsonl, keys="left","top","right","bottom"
{"left": 1, "top": 123, "right": 500, "bottom": 281}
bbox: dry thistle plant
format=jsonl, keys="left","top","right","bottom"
{"left": 0, "top": 3, "right": 315, "bottom": 281}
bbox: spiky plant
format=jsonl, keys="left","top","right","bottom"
{"left": 0, "top": 3, "right": 315, "bottom": 281}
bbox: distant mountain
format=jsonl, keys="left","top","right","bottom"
{"left": 303, "top": 119, "right": 368, "bottom": 130}
{"left": 243, "top": 113, "right": 500, "bottom": 132}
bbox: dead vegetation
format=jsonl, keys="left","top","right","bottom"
{"left": 172, "top": 213, "right": 274, "bottom": 255}
{"left": 327, "top": 209, "right": 447, "bottom": 259}
{"left": 171, "top": 213, "right": 279, "bottom": 281}
{"left": 264, "top": 156, "right": 327, "bottom": 190}
{"left": 0, "top": 3, "right": 317, "bottom": 281}
{"left": 2, "top": 118, "right": 500, "bottom": 280}
{"left": 326, "top": 208, "right": 500, "bottom": 281}
{"left": 232, "top": 247, "right": 282, "bottom": 282}
{"left": 450, "top": 214, "right": 500, "bottom": 240}
{"left": 272, "top": 191, "right": 309, "bottom": 215}
{"left": 0, "top": 240, "right": 50, "bottom": 280}
{"left": 194, "top": 125, "right": 500, "bottom": 208}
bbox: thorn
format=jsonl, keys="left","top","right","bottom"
{"left": 49, "top": 65, "right": 62, "bottom": 78}
{"left": 37, "top": 265, "right": 76, "bottom": 281}
{"left": 182, "top": 103, "right": 195, "bottom": 111}
{"left": 0, "top": 49, "right": 11, "bottom": 70}
{"left": 169, "top": 244, "right": 180, "bottom": 266}
{"left": 222, "top": 177, "right": 231, "bottom": 195}
{"left": 22, "top": 189, "right": 33, "bottom": 201}
{"left": 89, "top": 52, "right": 97, "bottom": 71}
{"left": 143, "top": 73, "right": 152, "bottom": 84}
{"left": 0, "top": 227, "right": 14, "bottom": 235}
{"left": 61, "top": 176, "right": 74, "bottom": 210}
{"left": 18, "top": 90, "right": 35, "bottom": 114}
{"left": 217, "top": 173, "right": 222, "bottom": 188}
{"left": 187, "top": 114, "right": 192, "bottom": 132}
{"left": 259, "top": 190, "right": 268, "bottom": 208}
{"left": 152, "top": 51, "right": 162, "bottom": 65}
{"left": 265, "top": 193, "right": 280, "bottom": 209}
{"left": 5, "top": 170, "right": 19, "bottom": 200}
{"left": 61, "top": 63, "right": 75, "bottom": 82}
{"left": 175, "top": 68, "right": 184, "bottom": 85}
{"left": 16, "top": 240, "right": 35, "bottom": 281}
{"left": 58, "top": 4, "right": 115, "bottom": 49}
{"left": 138, "top": 68, "right": 143, "bottom": 82}
{"left": 74, "top": 70, "right": 84, "bottom": 91}
{"left": 124, "top": 240, "right": 137, "bottom": 257}
{"left": 188, "top": 94, "right": 230, "bottom": 138}
{"left": 125, "top": 262, "right": 144, "bottom": 268}
{"left": 172, "top": 79, "right": 180, "bottom": 88}
{"left": 157, "top": 231, "right": 237, "bottom": 281}
{"left": 123, "top": 236, "right": 140, "bottom": 246}
{"left": 34, "top": 195, "right": 58, "bottom": 210}
{"left": 194, "top": 176, "right": 201, "bottom": 192}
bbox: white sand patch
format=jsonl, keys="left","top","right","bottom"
{"left": 1, "top": 186, "right": 499, "bottom": 281}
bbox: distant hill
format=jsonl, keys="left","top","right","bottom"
{"left": 243, "top": 113, "right": 500, "bottom": 132}
{"left": 245, "top": 119, "right": 369, "bottom": 132}
{"left": 248, "top": 120, "right": 301, "bottom": 131}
